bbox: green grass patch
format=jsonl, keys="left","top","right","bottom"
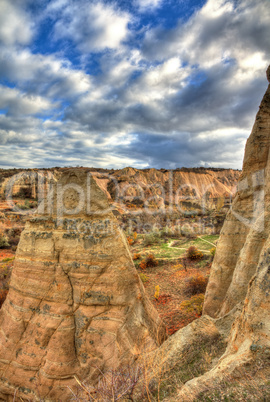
{"left": 1, "top": 257, "right": 15, "bottom": 263}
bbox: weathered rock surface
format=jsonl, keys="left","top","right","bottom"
{"left": 0, "top": 167, "right": 241, "bottom": 208}
{"left": 0, "top": 170, "right": 166, "bottom": 400}
{"left": 140, "top": 66, "right": 270, "bottom": 401}
{"left": 203, "top": 65, "right": 270, "bottom": 318}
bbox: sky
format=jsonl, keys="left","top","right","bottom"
{"left": 0, "top": 0, "right": 269, "bottom": 170}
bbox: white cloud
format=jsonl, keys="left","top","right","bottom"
{"left": 0, "top": 47, "right": 92, "bottom": 99}
{"left": 0, "top": 0, "right": 269, "bottom": 170}
{"left": 52, "top": 1, "right": 131, "bottom": 52}
{"left": 134, "top": 0, "right": 163, "bottom": 12}
{"left": 0, "top": 86, "right": 56, "bottom": 116}
{"left": 0, "top": 0, "right": 33, "bottom": 45}
{"left": 142, "top": 0, "right": 270, "bottom": 74}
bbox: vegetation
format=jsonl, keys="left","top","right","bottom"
{"left": 0, "top": 233, "right": 9, "bottom": 249}
{"left": 139, "top": 254, "right": 158, "bottom": 269}
{"left": 210, "top": 247, "right": 216, "bottom": 258}
{"left": 180, "top": 293, "right": 205, "bottom": 315}
{"left": 133, "top": 253, "right": 141, "bottom": 260}
{"left": 185, "top": 274, "right": 208, "bottom": 296}
{"left": 0, "top": 257, "right": 13, "bottom": 308}
{"left": 153, "top": 335, "right": 227, "bottom": 400}
{"left": 70, "top": 365, "right": 143, "bottom": 401}
{"left": 139, "top": 273, "right": 149, "bottom": 283}
{"left": 187, "top": 245, "right": 204, "bottom": 260}
{"left": 154, "top": 285, "right": 160, "bottom": 300}
{"left": 143, "top": 232, "right": 160, "bottom": 247}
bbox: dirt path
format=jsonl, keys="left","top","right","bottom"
{"left": 167, "top": 240, "right": 211, "bottom": 254}
{"left": 197, "top": 236, "right": 216, "bottom": 247}
{"left": 167, "top": 240, "right": 187, "bottom": 251}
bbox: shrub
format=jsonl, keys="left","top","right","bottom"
{"left": 139, "top": 273, "right": 149, "bottom": 283}
{"left": 180, "top": 294, "right": 205, "bottom": 316}
{"left": 143, "top": 232, "right": 160, "bottom": 247}
{"left": 185, "top": 274, "right": 208, "bottom": 296}
{"left": 159, "top": 226, "right": 173, "bottom": 239}
{"left": 154, "top": 285, "right": 160, "bottom": 300}
{"left": 0, "top": 261, "right": 13, "bottom": 308}
{"left": 210, "top": 247, "right": 216, "bottom": 257}
{"left": 7, "top": 227, "right": 22, "bottom": 248}
{"left": 187, "top": 246, "right": 203, "bottom": 260}
{"left": 0, "top": 234, "right": 9, "bottom": 249}
{"left": 127, "top": 236, "right": 134, "bottom": 246}
{"left": 17, "top": 200, "right": 32, "bottom": 210}
{"left": 70, "top": 365, "right": 143, "bottom": 401}
{"left": 139, "top": 260, "right": 147, "bottom": 270}
{"left": 172, "top": 263, "right": 183, "bottom": 271}
{"left": 0, "top": 289, "right": 8, "bottom": 308}
{"left": 133, "top": 253, "right": 141, "bottom": 261}
{"left": 139, "top": 254, "right": 158, "bottom": 269}
{"left": 145, "top": 254, "right": 158, "bottom": 267}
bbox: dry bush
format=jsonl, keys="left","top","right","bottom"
{"left": 145, "top": 254, "right": 158, "bottom": 267}
{"left": 139, "top": 260, "right": 147, "bottom": 270}
{"left": 154, "top": 285, "right": 160, "bottom": 300}
{"left": 196, "top": 360, "right": 270, "bottom": 402}
{"left": 69, "top": 365, "right": 144, "bottom": 401}
{"left": 133, "top": 253, "right": 141, "bottom": 261}
{"left": 127, "top": 236, "right": 134, "bottom": 246}
{"left": 0, "top": 289, "right": 8, "bottom": 308}
{"left": 139, "top": 273, "right": 149, "bottom": 283}
{"left": 187, "top": 246, "right": 203, "bottom": 260}
{"left": 185, "top": 274, "right": 208, "bottom": 296}
{"left": 139, "top": 254, "right": 158, "bottom": 270}
{"left": 0, "top": 233, "right": 9, "bottom": 249}
{"left": 180, "top": 294, "right": 205, "bottom": 316}
{"left": 0, "top": 262, "right": 13, "bottom": 308}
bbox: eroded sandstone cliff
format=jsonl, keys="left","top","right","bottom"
{"left": 0, "top": 170, "right": 166, "bottom": 400}
{"left": 0, "top": 167, "right": 241, "bottom": 208}
{"left": 203, "top": 65, "right": 270, "bottom": 317}
{"left": 141, "top": 66, "right": 270, "bottom": 401}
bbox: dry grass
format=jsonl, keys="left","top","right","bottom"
{"left": 195, "top": 358, "right": 270, "bottom": 402}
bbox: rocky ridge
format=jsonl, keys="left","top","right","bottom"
{"left": 0, "top": 167, "right": 241, "bottom": 209}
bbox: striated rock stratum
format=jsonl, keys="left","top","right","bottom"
{"left": 142, "top": 66, "right": 270, "bottom": 401}
{"left": 0, "top": 166, "right": 241, "bottom": 207}
{"left": 0, "top": 170, "right": 166, "bottom": 400}
{"left": 203, "top": 65, "right": 270, "bottom": 318}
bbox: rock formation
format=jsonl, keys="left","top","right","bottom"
{"left": 203, "top": 65, "right": 270, "bottom": 317}
{"left": 0, "top": 167, "right": 241, "bottom": 208}
{"left": 141, "top": 66, "right": 270, "bottom": 401}
{"left": 0, "top": 170, "right": 166, "bottom": 400}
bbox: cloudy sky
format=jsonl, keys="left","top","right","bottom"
{"left": 0, "top": 0, "right": 269, "bottom": 169}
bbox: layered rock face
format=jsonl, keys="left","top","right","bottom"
{"left": 0, "top": 170, "right": 166, "bottom": 400}
{"left": 140, "top": 66, "right": 270, "bottom": 401}
{"left": 0, "top": 167, "right": 241, "bottom": 205}
{"left": 203, "top": 65, "right": 270, "bottom": 318}
{"left": 176, "top": 65, "right": 270, "bottom": 399}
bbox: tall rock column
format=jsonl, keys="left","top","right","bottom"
{"left": 0, "top": 169, "right": 166, "bottom": 401}
{"left": 203, "top": 65, "right": 270, "bottom": 317}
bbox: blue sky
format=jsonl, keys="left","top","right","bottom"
{"left": 0, "top": 0, "right": 269, "bottom": 169}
